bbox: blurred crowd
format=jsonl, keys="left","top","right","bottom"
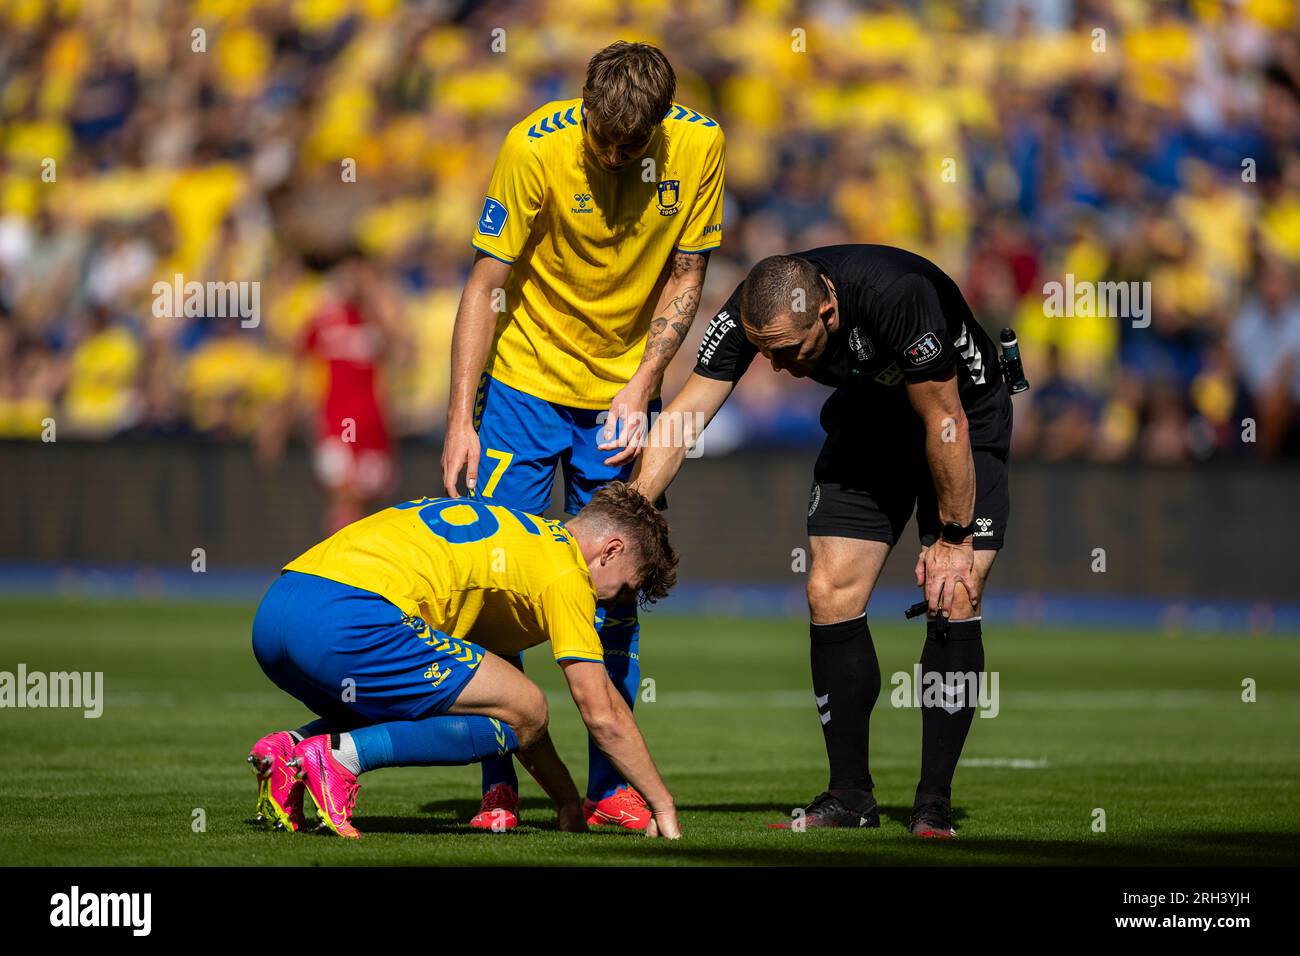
{"left": 2, "top": 0, "right": 1300, "bottom": 463}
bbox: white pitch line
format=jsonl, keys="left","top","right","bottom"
{"left": 960, "top": 757, "right": 1050, "bottom": 769}
{"left": 1002, "top": 690, "right": 1253, "bottom": 710}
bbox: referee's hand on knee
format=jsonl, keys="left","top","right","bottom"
{"left": 924, "top": 539, "right": 977, "bottom": 618}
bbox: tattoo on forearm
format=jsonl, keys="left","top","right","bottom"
{"left": 643, "top": 255, "right": 707, "bottom": 366}
{"left": 646, "top": 288, "right": 700, "bottom": 359}
{"left": 670, "top": 251, "right": 703, "bottom": 280}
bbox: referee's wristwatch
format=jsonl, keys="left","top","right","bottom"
{"left": 939, "top": 520, "right": 975, "bottom": 544}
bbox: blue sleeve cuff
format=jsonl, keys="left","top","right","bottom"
{"left": 471, "top": 243, "right": 516, "bottom": 265}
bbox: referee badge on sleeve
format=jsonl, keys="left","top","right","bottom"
{"left": 904, "top": 332, "right": 942, "bottom": 366}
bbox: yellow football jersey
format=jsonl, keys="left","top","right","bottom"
{"left": 472, "top": 97, "right": 726, "bottom": 408}
{"left": 283, "top": 497, "right": 603, "bottom": 663}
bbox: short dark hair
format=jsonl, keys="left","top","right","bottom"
{"left": 738, "top": 255, "right": 827, "bottom": 330}
{"left": 576, "top": 481, "right": 678, "bottom": 607}
{"left": 582, "top": 41, "right": 676, "bottom": 144}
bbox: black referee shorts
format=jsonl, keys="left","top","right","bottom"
{"left": 806, "top": 390, "right": 1011, "bottom": 551}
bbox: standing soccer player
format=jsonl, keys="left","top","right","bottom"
{"left": 440, "top": 41, "right": 725, "bottom": 830}
{"left": 634, "top": 246, "right": 1014, "bottom": 837}
{"left": 301, "top": 257, "right": 400, "bottom": 534}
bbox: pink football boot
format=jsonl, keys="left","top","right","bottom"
{"left": 290, "top": 735, "right": 362, "bottom": 839}
{"left": 247, "top": 731, "right": 305, "bottom": 832}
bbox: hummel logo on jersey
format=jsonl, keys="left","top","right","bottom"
{"left": 904, "top": 331, "right": 942, "bottom": 366}
{"left": 478, "top": 197, "right": 508, "bottom": 236}
{"left": 974, "top": 517, "right": 993, "bottom": 537}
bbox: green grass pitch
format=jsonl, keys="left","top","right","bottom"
{"left": 2, "top": 597, "right": 1297, "bottom": 866}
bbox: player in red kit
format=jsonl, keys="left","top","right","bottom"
{"left": 300, "top": 257, "right": 403, "bottom": 533}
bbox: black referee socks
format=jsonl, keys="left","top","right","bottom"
{"left": 917, "top": 617, "right": 984, "bottom": 803}
{"left": 810, "top": 614, "right": 880, "bottom": 795}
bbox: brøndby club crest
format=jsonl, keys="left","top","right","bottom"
{"left": 657, "top": 179, "right": 681, "bottom": 215}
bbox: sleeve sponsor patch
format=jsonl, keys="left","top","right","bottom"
{"left": 696, "top": 309, "right": 734, "bottom": 367}
{"left": 477, "top": 197, "right": 509, "bottom": 237}
{"left": 904, "top": 331, "right": 943, "bottom": 366}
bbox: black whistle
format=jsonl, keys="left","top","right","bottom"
{"left": 905, "top": 599, "right": 948, "bottom": 637}
{"left": 999, "top": 328, "right": 1030, "bottom": 394}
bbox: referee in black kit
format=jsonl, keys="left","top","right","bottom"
{"left": 632, "top": 244, "right": 1020, "bottom": 837}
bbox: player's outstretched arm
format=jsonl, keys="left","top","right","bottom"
{"left": 602, "top": 252, "right": 711, "bottom": 467}
{"left": 443, "top": 252, "right": 512, "bottom": 496}
{"left": 628, "top": 371, "right": 735, "bottom": 500}
{"left": 514, "top": 727, "right": 588, "bottom": 833}
{"left": 560, "top": 660, "right": 681, "bottom": 839}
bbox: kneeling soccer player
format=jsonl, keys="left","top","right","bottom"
{"left": 245, "top": 482, "right": 681, "bottom": 839}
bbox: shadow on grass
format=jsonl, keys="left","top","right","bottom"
{"left": 879, "top": 804, "right": 970, "bottom": 827}
{"left": 676, "top": 801, "right": 804, "bottom": 816}
{"left": 353, "top": 816, "right": 498, "bottom": 837}
{"left": 402, "top": 798, "right": 645, "bottom": 836}
{"left": 363, "top": 798, "right": 1300, "bottom": 865}
{"left": 417, "top": 797, "right": 548, "bottom": 817}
